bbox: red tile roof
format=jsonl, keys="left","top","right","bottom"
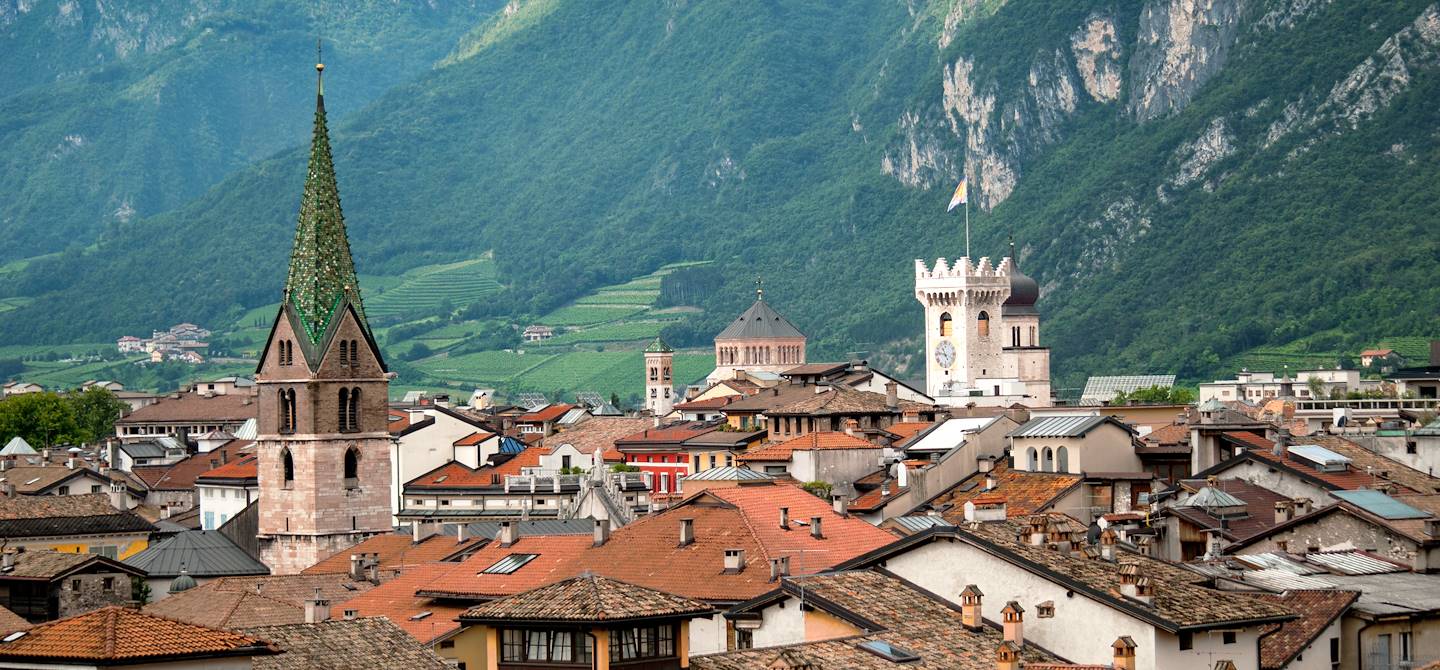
{"left": 539, "top": 417, "right": 652, "bottom": 462}
{"left": 303, "top": 532, "right": 482, "bottom": 575}
{"left": 460, "top": 574, "right": 713, "bottom": 623}
{"left": 930, "top": 461, "right": 1083, "bottom": 521}
{"left": 1169, "top": 478, "right": 1293, "bottom": 541}
{"left": 0, "top": 606, "right": 275, "bottom": 663}
{"left": 337, "top": 564, "right": 473, "bottom": 644}
{"left": 885, "top": 422, "right": 933, "bottom": 440}
{"left": 405, "top": 449, "right": 545, "bottom": 490}
{"left": 415, "top": 535, "right": 597, "bottom": 599}
{"left": 114, "top": 393, "right": 257, "bottom": 425}
{"left": 453, "top": 431, "right": 496, "bottom": 447}
{"left": 615, "top": 421, "right": 722, "bottom": 447}
{"left": 1254, "top": 590, "right": 1358, "bottom": 670}
{"left": 674, "top": 396, "right": 742, "bottom": 411}
{"left": 518, "top": 404, "right": 574, "bottom": 423}
{"left": 1142, "top": 423, "right": 1190, "bottom": 446}
{"left": 132, "top": 440, "right": 254, "bottom": 491}
{"left": 737, "top": 432, "right": 878, "bottom": 462}
{"left": 196, "top": 454, "right": 258, "bottom": 482}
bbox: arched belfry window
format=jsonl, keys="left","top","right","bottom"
{"left": 348, "top": 339, "right": 360, "bottom": 366}
{"left": 1056, "top": 446, "right": 1070, "bottom": 474}
{"left": 977, "top": 311, "right": 991, "bottom": 338}
{"left": 339, "top": 340, "right": 350, "bottom": 367}
{"left": 940, "top": 312, "right": 953, "bottom": 337}
{"left": 279, "top": 340, "right": 293, "bottom": 366}
{"left": 349, "top": 387, "right": 361, "bottom": 432}
{"left": 343, "top": 447, "right": 359, "bottom": 489}
{"left": 279, "top": 389, "right": 297, "bottom": 433}
{"left": 1043, "top": 447, "right": 1054, "bottom": 472}
{"left": 338, "top": 388, "right": 360, "bottom": 432}
{"left": 282, "top": 448, "right": 295, "bottom": 489}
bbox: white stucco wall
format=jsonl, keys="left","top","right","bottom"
{"left": 1281, "top": 617, "right": 1341, "bottom": 670}
{"left": 390, "top": 409, "right": 489, "bottom": 518}
{"left": 689, "top": 611, "right": 730, "bottom": 655}
{"left": 1218, "top": 460, "right": 1335, "bottom": 508}
{"left": 748, "top": 596, "right": 807, "bottom": 648}
{"left": 198, "top": 483, "right": 256, "bottom": 530}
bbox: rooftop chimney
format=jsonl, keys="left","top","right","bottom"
{"left": 978, "top": 457, "right": 995, "bottom": 475}
{"left": 499, "top": 521, "right": 516, "bottom": 548}
{"left": 1293, "top": 498, "right": 1311, "bottom": 516}
{"left": 1274, "top": 501, "right": 1293, "bottom": 525}
{"left": 1027, "top": 516, "right": 1047, "bottom": 546}
{"left": 1202, "top": 528, "right": 1225, "bottom": 560}
{"left": 1273, "top": 428, "right": 1290, "bottom": 457}
{"left": 456, "top": 524, "right": 467, "bottom": 545}
{"left": 348, "top": 554, "right": 364, "bottom": 581}
{"left": 843, "top": 418, "right": 860, "bottom": 437}
{"left": 1, "top": 551, "right": 13, "bottom": 571}
{"left": 304, "top": 588, "right": 331, "bottom": 623}
{"left": 1001, "top": 601, "right": 1024, "bottom": 647}
{"left": 723, "top": 548, "right": 745, "bottom": 573}
{"left": 1134, "top": 535, "right": 1154, "bottom": 557}
{"left": 779, "top": 507, "right": 790, "bottom": 530}
{"left": 412, "top": 520, "right": 423, "bottom": 543}
{"left": 593, "top": 519, "right": 610, "bottom": 547}
{"left": 679, "top": 518, "right": 695, "bottom": 547}
{"left": 995, "top": 641, "right": 1021, "bottom": 670}
{"left": 1112, "top": 636, "right": 1138, "bottom": 670}
{"left": 810, "top": 516, "right": 824, "bottom": 540}
{"left": 960, "top": 584, "right": 983, "bottom": 630}
{"left": 769, "top": 556, "right": 790, "bottom": 582}
{"left": 885, "top": 382, "right": 899, "bottom": 411}
{"left": 1099, "top": 527, "right": 1118, "bottom": 562}
{"left": 66, "top": 458, "right": 75, "bottom": 470}
{"left": 832, "top": 494, "right": 848, "bottom": 517}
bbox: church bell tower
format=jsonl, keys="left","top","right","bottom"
{"left": 254, "top": 48, "right": 393, "bottom": 574}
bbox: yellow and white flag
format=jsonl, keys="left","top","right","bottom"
{"left": 947, "top": 177, "right": 967, "bottom": 212}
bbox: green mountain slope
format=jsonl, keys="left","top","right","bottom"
{"left": 0, "top": 0, "right": 499, "bottom": 260}
{"left": 2, "top": 0, "right": 1438, "bottom": 388}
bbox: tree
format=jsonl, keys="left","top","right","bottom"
{"left": 1112, "top": 385, "right": 1196, "bottom": 405}
{"left": 0, "top": 392, "right": 81, "bottom": 448}
{"left": 1306, "top": 375, "right": 1325, "bottom": 399}
{"left": 67, "top": 387, "right": 129, "bottom": 444}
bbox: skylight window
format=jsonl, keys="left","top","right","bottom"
{"left": 409, "top": 611, "right": 432, "bottom": 620}
{"left": 481, "top": 553, "right": 539, "bottom": 575}
{"left": 857, "top": 640, "right": 920, "bottom": 663}
{"left": 1, "top": 631, "right": 26, "bottom": 643}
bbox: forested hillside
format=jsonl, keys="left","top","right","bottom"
{"left": 1, "top": 0, "right": 1437, "bottom": 387}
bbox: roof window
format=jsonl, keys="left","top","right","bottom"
{"left": 481, "top": 553, "right": 539, "bottom": 575}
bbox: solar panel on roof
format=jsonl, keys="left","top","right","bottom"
{"left": 481, "top": 553, "right": 538, "bottom": 574}
{"left": 1286, "top": 444, "right": 1352, "bottom": 472}
{"left": 1332, "top": 490, "right": 1432, "bottom": 520}
{"left": 1080, "top": 375, "right": 1177, "bottom": 404}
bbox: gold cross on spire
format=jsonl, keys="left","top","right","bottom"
{"left": 755, "top": 277, "right": 764, "bottom": 301}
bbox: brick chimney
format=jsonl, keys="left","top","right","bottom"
{"left": 1099, "top": 527, "right": 1118, "bottom": 562}
{"left": 593, "top": 518, "right": 610, "bottom": 547}
{"left": 723, "top": 549, "right": 745, "bottom": 573}
{"left": 1274, "top": 500, "right": 1293, "bottom": 525}
{"left": 885, "top": 382, "right": 898, "bottom": 411}
{"left": 1134, "top": 535, "right": 1153, "bottom": 557}
{"left": 1001, "top": 601, "right": 1024, "bottom": 647}
{"left": 779, "top": 507, "right": 790, "bottom": 530}
{"left": 959, "top": 584, "right": 983, "bottom": 630}
{"left": 832, "top": 494, "right": 848, "bottom": 517}
{"left": 843, "top": 418, "right": 860, "bottom": 436}
{"left": 768, "top": 556, "right": 790, "bottom": 581}
{"left": 499, "top": 520, "right": 516, "bottom": 548}
{"left": 679, "top": 518, "right": 695, "bottom": 547}
{"left": 995, "top": 641, "right": 1021, "bottom": 670}
{"left": 1293, "top": 498, "right": 1311, "bottom": 516}
{"left": 1112, "top": 636, "right": 1138, "bottom": 670}
{"left": 809, "top": 516, "right": 824, "bottom": 539}
{"left": 1027, "top": 515, "right": 1047, "bottom": 546}
{"left": 304, "top": 588, "right": 330, "bottom": 623}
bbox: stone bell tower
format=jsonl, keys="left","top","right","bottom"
{"left": 915, "top": 256, "right": 1011, "bottom": 400}
{"left": 254, "top": 49, "right": 393, "bottom": 574}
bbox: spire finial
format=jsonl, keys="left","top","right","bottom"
{"left": 316, "top": 38, "right": 325, "bottom": 95}
{"left": 755, "top": 277, "right": 764, "bottom": 301}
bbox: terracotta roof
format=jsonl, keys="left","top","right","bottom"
{"left": 114, "top": 393, "right": 257, "bottom": 425}
{"left": 1142, "top": 423, "right": 1190, "bottom": 446}
{"left": 615, "top": 421, "right": 723, "bottom": 447}
{"left": 766, "top": 386, "right": 932, "bottom": 416}
{"left": 453, "top": 431, "right": 496, "bottom": 447}
{"left": 145, "top": 574, "right": 376, "bottom": 629}
{"left": 420, "top": 484, "right": 897, "bottom": 603}
{"left": 928, "top": 461, "right": 1083, "bottom": 521}
{"left": 195, "top": 454, "right": 258, "bottom": 482}
{"left": 133, "top": 440, "right": 255, "bottom": 491}
{"left": 246, "top": 616, "right": 451, "bottom": 670}
{"left": 518, "top": 404, "right": 574, "bottom": 423}
{"left": 737, "top": 432, "right": 878, "bottom": 462}
{"left": 1255, "top": 590, "right": 1358, "bottom": 670}
{"left": 674, "top": 396, "right": 742, "bottom": 411}
{"left": 461, "top": 574, "right": 713, "bottom": 623}
{"left": 696, "top": 570, "right": 1062, "bottom": 670}
{"left": 845, "top": 518, "right": 1293, "bottom": 632}
{"left": 539, "top": 417, "right": 652, "bottom": 461}
{"left": 0, "top": 493, "right": 155, "bottom": 538}
{"left": 1169, "top": 478, "right": 1293, "bottom": 541}
{"left": 886, "top": 421, "right": 934, "bottom": 441}
{"left": 405, "top": 449, "right": 545, "bottom": 490}
{"left": 0, "top": 606, "right": 29, "bottom": 635}
{"left": 303, "top": 532, "right": 481, "bottom": 575}
{"left": 1225, "top": 433, "right": 1440, "bottom": 494}
{"left": 847, "top": 468, "right": 908, "bottom": 513}
{"left": 335, "top": 563, "right": 473, "bottom": 644}
{"left": 0, "top": 549, "right": 144, "bottom": 580}
{"left": 0, "top": 606, "right": 275, "bottom": 663}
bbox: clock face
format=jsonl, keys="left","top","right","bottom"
{"left": 934, "top": 340, "right": 956, "bottom": 368}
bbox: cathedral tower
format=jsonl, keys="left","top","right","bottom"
{"left": 706, "top": 284, "right": 806, "bottom": 384}
{"left": 915, "top": 256, "right": 1009, "bottom": 399}
{"left": 644, "top": 337, "right": 675, "bottom": 417}
{"left": 254, "top": 51, "right": 393, "bottom": 574}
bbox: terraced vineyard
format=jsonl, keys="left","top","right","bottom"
{"left": 366, "top": 257, "right": 501, "bottom": 318}
{"left": 414, "top": 350, "right": 556, "bottom": 385}
{"left": 1374, "top": 337, "right": 1437, "bottom": 362}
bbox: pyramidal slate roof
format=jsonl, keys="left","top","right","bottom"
{"left": 0, "top": 437, "right": 36, "bottom": 457}
{"left": 1183, "top": 485, "right": 1248, "bottom": 510}
{"left": 123, "top": 530, "right": 270, "bottom": 578}
{"left": 281, "top": 58, "right": 368, "bottom": 347}
{"left": 716, "top": 298, "right": 805, "bottom": 341}
{"left": 644, "top": 336, "right": 673, "bottom": 353}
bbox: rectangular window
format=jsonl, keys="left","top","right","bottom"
{"left": 1400, "top": 631, "right": 1412, "bottom": 662}
{"left": 1330, "top": 637, "right": 1340, "bottom": 670}
{"left": 57, "top": 486, "right": 69, "bottom": 495}
{"left": 501, "top": 629, "right": 524, "bottom": 662}
{"left": 735, "top": 629, "right": 753, "bottom": 650}
{"left": 91, "top": 485, "right": 101, "bottom": 493}
{"left": 1222, "top": 631, "right": 1236, "bottom": 645}
{"left": 71, "top": 579, "right": 81, "bottom": 591}
{"left": 102, "top": 577, "right": 114, "bottom": 592}
{"left": 1179, "top": 632, "right": 1193, "bottom": 651}
{"left": 527, "top": 630, "right": 548, "bottom": 661}
{"left": 550, "top": 630, "right": 573, "bottom": 662}
{"left": 204, "top": 511, "right": 215, "bottom": 530}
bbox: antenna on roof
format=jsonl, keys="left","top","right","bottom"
{"left": 755, "top": 277, "right": 764, "bottom": 301}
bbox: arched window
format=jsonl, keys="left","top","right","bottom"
{"left": 282, "top": 448, "right": 294, "bottom": 489}
{"left": 1012, "top": 326, "right": 1021, "bottom": 347}
{"left": 343, "top": 448, "right": 359, "bottom": 488}
{"left": 1042, "top": 447, "right": 1054, "bottom": 472}
{"left": 349, "top": 340, "right": 360, "bottom": 365}
{"left": 348, "top": 387, "right": 361, "bottom": 432}
{"left": 1029, "top": 326, "right": 1037, "bottom": 346}
{"left": 977, "top": 311, "right": 991, "bottom": 338}
{"left": 1026, "top": 447, "right": 1038, "bottom": 471}
{"left": 338, "top": 388, "right": 352, "bottom": 432}
{"left": 940, "top": 312, "right": 953, "bottom": 337}
{"left": 279, "top": 389, "right": 296, "bottom": 433}
{"left": 279, "top": 340, "right": 292, "bottom": 366}
{"left": 1056, "top": 446, "right": 1069, "bottom": 474}
{"left": 339, "top": 340, "right": 349, "bottom": 367}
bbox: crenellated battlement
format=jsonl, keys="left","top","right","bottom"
{"left": 915, "top": 256, "right": 1015, "bottom": 280}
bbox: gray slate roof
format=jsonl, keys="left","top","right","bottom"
{"left": 1009, "top": 414, "right": 1131, "bottom": 439}
{"left": 124, "top": 530, "right": 269, "bottom": 578}
{"left": 0, "top": 438, "right": 36, "bottom": 457}
{"left": 246, "top": 617, "right": 450, "bottom": 670}
{"left": 715, "top": 299, "right": 805, "bottom": 341}
{"left": 460, "top": 519, "right": 593, "bottom": 540}
{"left": 683, "top": 466, "right": 774, "bottom": 481}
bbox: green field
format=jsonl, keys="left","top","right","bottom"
{"left": 1374, "top": 337, "right": 1437, "bottom": 362}
{"left": 538, "top": 305, "right": 647, "bottom": 327}
{"left": 415, "top": 350, "right": 556, "bottom": 383}
{"left": 366, "top": 257, "right": 501, "bottom": 318}
{"left": 540, "top": 321, "right": 671, "bottom": 346}
{"left": 511, "top": 351, "right": 712, "bottom": 397}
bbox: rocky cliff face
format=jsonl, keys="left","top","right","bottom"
{"left": 1128, "top": 0, "right": 1243, "bottom": 121}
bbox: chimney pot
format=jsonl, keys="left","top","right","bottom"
{"left": 679, "top": 518, "right": 695, "bottom": 547}
{"left": 456, "top": 524, "right": 467, "bottom": 544}
{"left": 1274, "top": 501, "right": 1293, "bottom": 525}
{"left": 960, "top": 584, "right": 983, "bottom": 630}
{"left": 810, "top": 516, "right": 823, "bottom": 539}
{"left": 779, "top": 507, "right": 790, "bottom": 530}
{"left": 832, "top": 494, "right": 849, "bottom": 517}
{"left": 304, "top": 588, "right": 331, "bottom": 623}
{"left": 995, "top": 641, "right": 1022, "bottom": 670}
{"left": 1112, "top": 636, "right": 1138, "bottom": 670}
{"left": 1001, "top": 601, "right": 1024, "bottom": 648}
{"left": 593, "top": 519, "right": 610, "bottom": 547}
{"left": 885, "top": 382, "right": 898, "bottom": 410}
{"left": 348, "top": 554, "right": 364, "bottom": 581}
{"left": 499, "top": 521, "right": 516, "bottom": 547}
{"left": 768, "top": 556, "right": 790, "bottom": 581}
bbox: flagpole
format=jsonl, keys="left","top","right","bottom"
{"left": 964, "top": 188, "right": 970, "bottom": 259}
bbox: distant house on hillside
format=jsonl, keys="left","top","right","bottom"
{"left": 1, "top": 382, "right": 42, "bottom": 397}
{"left": 522, "top": 324, "right": 553, "bottom": 342}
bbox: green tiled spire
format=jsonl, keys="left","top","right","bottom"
{"left": 282, "top": 53, "right": 367, "bottom": 344}
{"left": 644, "top": 336, "right": 673, "bottom": 354}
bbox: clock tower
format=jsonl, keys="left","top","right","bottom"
{"left": 915, "top": 256, "right": 1011, "bottom": 400}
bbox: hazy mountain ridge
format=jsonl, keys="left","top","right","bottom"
{"left": 1, "top": 0, "right": 1437, "bottom": 387}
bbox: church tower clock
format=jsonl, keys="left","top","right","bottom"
{"left": 254, "top": 50, "right": 393, "bottom": 574}
{"left": 915, "top": 256, "right": 1011, "bottom": 400}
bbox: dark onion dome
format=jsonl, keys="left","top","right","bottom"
{"left": 168, "top": 567, "right": 197, "bottom": 594}
{"left": 1003, "top": 262, "right": 1039, "bottom": 316}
